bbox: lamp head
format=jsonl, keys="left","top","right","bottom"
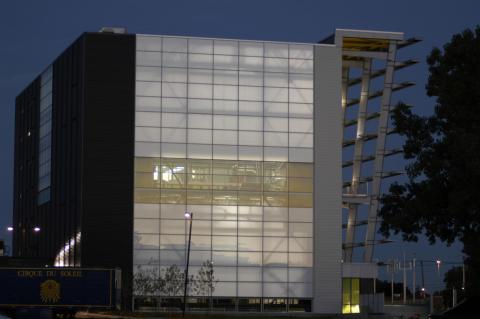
{"left": 7, "top": 226, "right": 13, "bottom": 232}
{"left": 33, "top": 227, "right": 41, "bottom": 232}
{"left": 184, "top": 212, "right": 192, "bottom": 219}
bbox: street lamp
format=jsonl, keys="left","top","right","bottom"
{"left": 182, "top": 211, "right": 193, "bottom": 317}
{"left": 33, "top": 227, "right": 41, "bottom": 232}
{"left": 7, "top": 226, "right": 13, "bottom": 232}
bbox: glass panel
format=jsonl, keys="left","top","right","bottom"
{"left": 263, "top": 252, "right": 287, "bottom": 266}
{"left": 188, "top": 114, "right": 212, "bottom": 129}
{"left": 212, "top": 205, "right": 237, "bottom": 220}
{"left": 135, "top": 142, "right": 161, "bottom": 157}
{"left": 213, "top": 115, "right": 238, "bottom": 130}
{"left": 289, "top": 59, "right": 314, "bottom": 74}
{"left": 238, "top": 267, "right": 262, "bottom": 281}
{"left": 161, "top": 188, "right": 186, "bottom": 204}
{"left": 135, "top": 172, "right": 160, "bottom": 188}
{"left": 212, "top": 283, "right": 237, "bottom": 297}
{"left": 289, "top": 133, "right": 313, "bottom": 148}
{"left": 289, "top": 208, "right": 313, "bottom": 222}
{"left": 134, "top": 219, "right": 159, "bottom": 234}
{"left": 290, "top": 73, "right": 313, "bottom": 89}
{"left": 162, "top": 82, "right": 187, "bottom": 98}
{"left": 289, "top": 253, "right": 313, "bottom": 267}
{"left": 238, "top": 221, "right": 262, "bottom": 236}
{"left": 212, "top": 175, "right": 238, "bottom": 191}
{"left": 289, "top": 118, "right": 313, "bottom": 133}
{"left": 238, "top": 237, "right": 262, "bottom": 252}
{"left": 264, "top": 162, "right": 287, "bottom": 177}
{"left": 188, "top": 53, "right": 213, "bottom": 69}
{"left": 289, "top": 283, "right": 313, "bottom": 298}
{"left": 162, "top": 97, "right": 187, "bottom": 113}
{"left": 161, "top": 204, "right": 187, "bottom": 219}
{"left": 213, "top": 84, "right": 237, "bottom": 100}
{"left": 264, "top": 43, "right": 288, "bottom": 58}
{"left": 136, "top": 66, "right": 162, "bottom": 81}
{"left": 289, "top": 222, "right": 312, "bottom": 237}
{"left": 239, "top": 86, "right": 262, "bottom": 101}
{"left": 289, "top": 193, "right": 312, "bottom": 208}
{"left": 189, "top": 68, "right": 213, "bottom": 84}
{"left": 238, "top": 146, "right": 263, "bottom": 161}
{"left": 290, "top": 88, "right": 313, "bottom": 103}
{"left": 163, "top": 37, "right": 188, "bottom": 52}
{"left": 238, "top": 252, "right": 262, "bottom": 266}
{"left": 264, "top": 87, "right": 288, "bottom": 102}
{"left": 213, "top": 146, "right": 238, "bottom": 160}
{"left": 264, "top": 176, "right": 288, "bottom": 192}
{"left": 187, "top": 189, "right": 212, "bottom": 204}
{"left": 289, "top": 237, "right": 313, "bottom": 252}
{"left": 135, "top": 203, "right": 160, "bottom": 218}
{"left": 238, "top": 176, "right": 262, "bottom": 191}
{"left": 264, "top": 102, "right": 288, "bottom": 117}
{"left": 214, "top": 70, "right": 238, "bottom": 85}
{"left": 264, "top": 268, "right": 287, "bottom": 282}
{"left": 186, "top": 204, "right": 212, "bottom": 220}
{"left": 264, "top": 221, "right": 288, "bottom": 236}
{"left": 134, "top": 250, "right": 159, "bottom": 265}
{"left": 265, "top": 72, "right": 288, "bottom": 87}
{"left": 191, "top": 220, "right": 211, "bottom": 235}
{"left": 289, "top": 178, "right": 313, "bottom": 193}
{"left": 161, "top": 128, "right": 186, "bottom": 143}
{"left": 160, "top": 234, "right": 185, "bottom": 250}
{"left": 187, "top": 144, "right": 212, "bottom": 159}
{"left": 265, "top": 58, "right": 288, "bottom": 73}
{"left": 136, "top": 36, "right": 162, "bottom": 51}
{"left": 187, "top": 129, "right": 212, "bottom": 144}
{"left": 264, "top": 117, "right": 288, "bottom": 132}
{"left": 187, "top": 174, "right": 212, "bottom": 190}
{"left": 263, "top": 207, "right": 288, "bottom": 221}
{"left": 239, "top": 41, "right": 263, "bottom": 56}
{"left": 213, "top": 130, "right": 237, "bottom": 145}
{"left": 189, "top": 38, "right": 213, "bottom": 54}
{"left": 135, "top": 127, "right": 160, "bottom": 142}
{"left": 239, "top": 71, "right": 263, "bottom": 86}
{"left": 136, "top": 82, "right": 161, "bottom": 97}
{"left": 188, "top": 84, "right": 212, "bottom": 99}
{"left": 160, "top": 219, "right": 186, "bottom": 234}
{"left": 214, "top": 40, "right": 238, "bottom": 55}
{"left": 239, "top": 131, "right": 262, "bottom": 146}
{"left": 161, "top": 143, "right": 186, "bottom": 158}
{"left": 238, "top": 191, "right": 263, "bottom": 206}
{"left": 263, "top": 237, "right": 287, "bottom": 252}
{"left": 190, "top": 250, "right": 211, "bottom": 265}
{"left": 212, "top": 236, "right": 237, "bottom": 251}
{"left": 214, "top": 55, "right": 238, "bottom": 70}
{"left": 239, "top": 116, "right": 262, "bottom": 131}
{"left": 289, "top": 44, "right": 313, "bottom": 59}
{"left": 213, "top": 100, "right": 238, "bottom": 115}
{"left": 188, "top": 99, "right": 212, "bottom": 114}
{"left": 239, "top": 101, "right": 262, "bottom": 116}
{"left": 289, "top": 268, "right": 312, "bottom": 282}
{"left": 159, "top": 250, "right": 185, "bottom": 265}
{"left": 264, "top": 132, "right": 288, "bottom": 147}
{"left": 136, "top": 51, "right": 162, "bottom": 66}
{"left": 162, "top": 52, "right": 188, "bottom": 68}
{"left": 136, "top": 112, "right": 161, "bottom": 127}
{"left": 238, "top": 284, "right": 262, "bottom": 297}
{"left": 136, "top": 96, "right": 161, "bottom": 112}
{"left": 212, "top": 220, "right": 237, "bottom": 235}
{"left": 238, "top": 206, "right": 262, "bottom": 221}
{"left": 239, "top": 56, "right": 263, "bottom": 71}
{"left": 263, "top": 192, "right": 288, "bottom": 207}
{"left": 161, "top": 67, "right": 187, "bottom": 83}
{"left": 212, "top": 251, "right": 237, "bottom": 266}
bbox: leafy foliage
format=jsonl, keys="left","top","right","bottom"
{"left": 379, "top": 26, "right": 480, "bottom": 296}
{"left": 133, "top": 261, "right": 217, "bottom": 297}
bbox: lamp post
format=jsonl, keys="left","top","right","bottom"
{"left": 182, "top": 212, "right": 193, "bottom": 317}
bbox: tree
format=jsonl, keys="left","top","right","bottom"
{"left": 192, "top": 260, "right": 218, "bottom": 297}
{"left": 379, "top": 26, "right": 480, "bottom": 296}
{"left": 133, "top": 265, "right": 158, "bottom": 296}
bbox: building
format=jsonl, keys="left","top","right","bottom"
{"left": 11, "top": 27, "right": 418, "bottom": 313}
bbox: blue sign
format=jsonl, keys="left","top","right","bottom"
{"left": 0, "top": 268, "right": 114, "bottom": 307}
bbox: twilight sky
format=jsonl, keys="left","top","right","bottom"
{"left": 1, "top": 0, "right": 478, "bottom": 293}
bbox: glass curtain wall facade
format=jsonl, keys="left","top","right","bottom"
{"left": 38, "top": 66, "right": 53, "bottom": 205}
{"left": 133, "top": 35, "right": 314, "bottom": 310}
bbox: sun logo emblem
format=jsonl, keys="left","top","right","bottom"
{"left": 40, "top": 279, "right": 60, "bottom": 303}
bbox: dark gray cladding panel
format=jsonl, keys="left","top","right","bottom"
{"left": 81, "top": 32, "right": 135, "bottom": 308}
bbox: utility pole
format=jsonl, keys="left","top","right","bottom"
{"left": 399, "top": 253, "right": 412, "bottom": 304}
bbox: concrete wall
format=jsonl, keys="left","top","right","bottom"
{"left": 312, "top": 45, "right": 342, "bottom": 313}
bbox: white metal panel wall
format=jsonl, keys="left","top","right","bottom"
{"left": 312, "top": 45, "right": 342, "bottom": 313}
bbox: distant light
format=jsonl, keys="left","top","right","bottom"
{"left": 436, "top": 259, "right": 441, "bottom": 265}
{"left": 33, "top": 227, "right": 41, "bottom": 232}
{"left": 7, "top": 226, "right": 13, "bottom": 232}
{"left": 184, "top": 212, "right": 191, "bottom": 219}
{"left": 421, "top": 287, "right": 425, "bottom": 292}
